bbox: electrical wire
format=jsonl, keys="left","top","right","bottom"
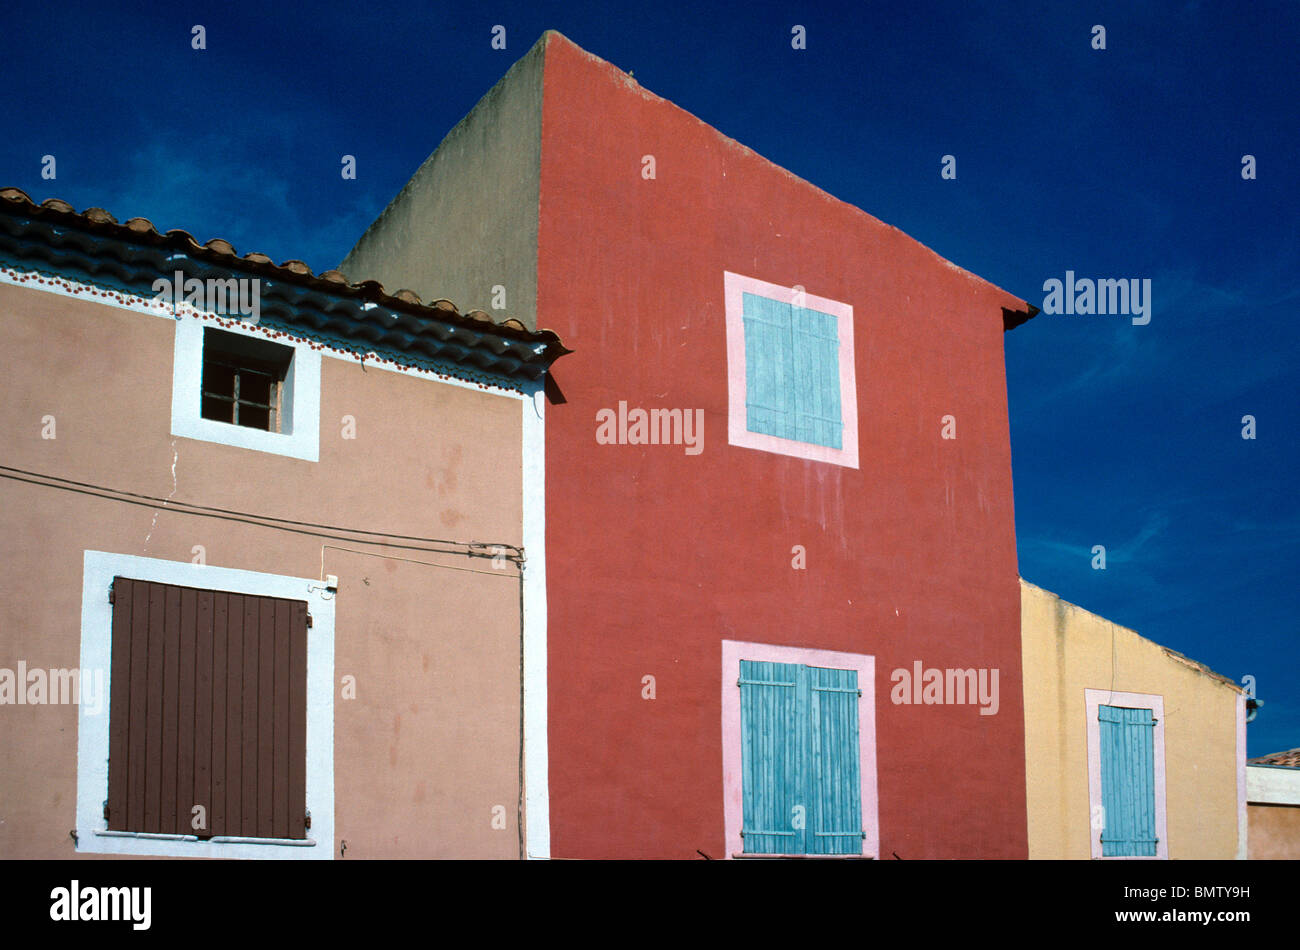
{"left": 0, "top": 463, "right": 524, "bottom": 562}
{"left": 319, "top": 545, "right": 519, "bottom": 579}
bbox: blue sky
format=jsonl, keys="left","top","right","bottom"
{"left": 3, "top": 1, "right": 1295, "bottom": 755}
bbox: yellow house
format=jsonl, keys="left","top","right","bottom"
{"left": 1020, "top": 579, "right": 1246, "bottom": 859}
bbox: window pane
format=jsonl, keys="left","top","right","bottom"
{"left": 202, "top": 362, "right": 236, "bottom": 400}
{"left": 239, "top": 372, "right": 273, "bottom": 406}
{"left": 238, "top": 404, "right": 271, "bottom": 431}
{"left": 201, "top": 395, "right": 234, "bottom": 424}
{"left": 200, "top": 328, "right": 293, "bottom": 435}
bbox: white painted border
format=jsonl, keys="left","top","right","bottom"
{"left": 76, "top": 550, "right": 335, "bottom": 859}
{"left": 1084, "top": 688, "right": 1167, "bottom": 860}
{"left": 721, "top": 640, "right": 878, "bottom": 859}
{"left": 171, "top": 315, "right": 322, "bottom": 462}
{"left": 521, "top": 383, "right": 550, "bottom": 858}
{"left": 723, "top": 271, "right": 859, "bottom": 469}
{"left": 1247, "top": 764, "right": 1300, "bottom": 805}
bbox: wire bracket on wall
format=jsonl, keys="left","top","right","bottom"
{"left": 307, "top": 575, "right": 338, "bottom": 599}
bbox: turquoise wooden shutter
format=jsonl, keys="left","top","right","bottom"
{"left": 742, "top": 292, "right": 843, "bottom": 449}
{"left": 740, "top": 660, "right": 863, "bottom": 854}
{"left": 1099, "top": 705, "right": 1158, "bottom": 857}
{"left": 742, "top": 293, "right": 796, "bottom": 441}
{"left": 809, "top": 665, "right": 861, "bottom": 854}
{"left": 790, "top": 306, "right": 842, "bottom": 449}
{"left": 739, "top": 660, "right": 801, "bottom": 853}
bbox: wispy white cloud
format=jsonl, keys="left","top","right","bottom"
{"left": 86, "top": 119, "right": 385, "bottom": 273}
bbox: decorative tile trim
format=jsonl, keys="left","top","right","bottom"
{"left": 0, "top": 261, "right": 526, "bottom": 397}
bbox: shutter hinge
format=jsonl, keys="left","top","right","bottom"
{"left": 306, "top": 612, "right": 313, "bottom": 629}
{"left": 304, "top": 810, "right": 311, "bottom": 830}
{"left": 858, "top": 689, "right": 862, "bottom": 697}
{"left": 103, "top": 800, "right": 110, "bottom": 820}
{"left": 108, "top": 585, "right": 115, "bottom": 605}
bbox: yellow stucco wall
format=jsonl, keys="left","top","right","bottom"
{"left": 1021, "top": 579, "right": 1243, "bottom": 859}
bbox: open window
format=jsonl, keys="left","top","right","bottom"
{"left": 200, "top": 328, "right": 293, "bottom": 433}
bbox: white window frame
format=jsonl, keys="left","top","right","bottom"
{"left": 75, "top": 550, "right": 335, "bottom": 859}
{"left": 1084, "top": 688, "right": 1168, "bottom": 860}
{"left": 171, "top": 315, "right": 320, "bottom": 461}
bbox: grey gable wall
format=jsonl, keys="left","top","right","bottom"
{"left": 340, "top": 35, "right": 545, "bottom": 329}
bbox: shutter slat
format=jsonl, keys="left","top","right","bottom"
{"left": 272, "top": 599, "right": 291, "bottom": 840}
{"left": 159, "top": 584, "right": 181, "bottom": 834}
{"left": 143, "top": 584, "right": 166, "bottom": 833}
{"left": 175, "top": 587, "right": 197, "bottom": 835}
{"left": 126, "top": 581, "right": 150, "bottom": 831}
{"left": 194, "top": 590, "right": 214, "bottom": 836}
{"left": 288, "top": 602, "right": 308, "bottom": 838}
{"left": 226, "top": 594, "right": 244, "bottom": 835}
{"left": 257, "top": 598, "right": 276, "bottom": 839}
{"left": 241, "top": 596, "right": 259, "bottom": 837}
{"left": 211, "top": 593, "right": 229, "bottom": 836}
{"left": 106, "top": 578, "right": 134, "bottom": 830}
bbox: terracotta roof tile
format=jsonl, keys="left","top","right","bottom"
{"left": 0, "top": 187, "right": 569, "bottom": 357}
{"left": 1249, "top": 747, "right": 1300, "bottom": 767}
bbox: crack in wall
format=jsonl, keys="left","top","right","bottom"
{"left": 142, "top": 441, "right": 179, "bottom": 551}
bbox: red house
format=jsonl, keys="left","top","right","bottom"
{"left": 343, "top": 30, "right": 1038, "bottom": 858}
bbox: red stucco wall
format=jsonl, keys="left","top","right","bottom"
{"left": 537, "top": 34, "right": 1029, "bottom": 858}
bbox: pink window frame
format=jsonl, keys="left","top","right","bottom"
{"left": 721, "top": 639, "right": 879, "bottom": 859}
{"left": 1084, "top": 688, "right": 1168, "bottom": 860}
{"left": 723, "top": 271, "right": 859, "bottom": 468}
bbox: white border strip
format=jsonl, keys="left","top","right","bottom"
{"left": 1247, "top": 763, "right": 1300, "bottom": 806}
{"left": 521, "top": 383, "right": 550, "bottom": 858}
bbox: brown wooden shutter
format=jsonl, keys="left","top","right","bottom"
{"left": 106, "top": 577, "right": 309, "bottom": 839}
